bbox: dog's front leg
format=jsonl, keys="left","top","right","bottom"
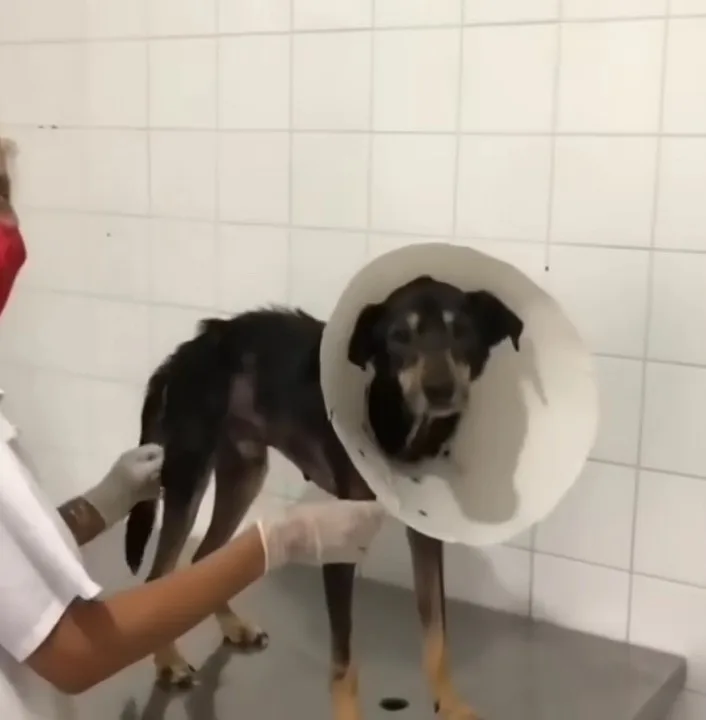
{"left": 407, "top": 528, "right": 481, "bottom": 720}
{"left": 323, "top": 563, "right": 362, "bottom": 720}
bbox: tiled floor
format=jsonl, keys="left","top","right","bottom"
{"left": 76, "top": 529, "right": 686, "bottom": 720}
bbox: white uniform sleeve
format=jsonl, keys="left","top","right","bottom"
{"left": 0, "top": 440, "right": 101, "bottom": 662}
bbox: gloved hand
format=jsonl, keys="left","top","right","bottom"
{"left": 255, "top": 499, "right": 385, "bottom": 571}
{"left": 84, "top": 444, "right": 164, "bottom": 529}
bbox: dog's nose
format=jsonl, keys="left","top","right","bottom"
{"left": 423, "top": 381, "right": 454, "bottom": 406}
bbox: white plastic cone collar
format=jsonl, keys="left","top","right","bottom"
{"left": 320, "top": 242, "right": 599, "bottom": 547}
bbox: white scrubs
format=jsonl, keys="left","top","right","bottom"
{"left": 0, "top": 407, "right": 102, "bottom": 719}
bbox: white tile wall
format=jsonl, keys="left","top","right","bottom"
{"left": 219, "top": 0, "right": 290, "bottom": 33}
{"left": 149, "top": 131, "right": 217, "bottom": 220}
{"left": 456, "top": 136, "right": 552, "bottom": 240}
{"left": 148, "top": 0, "right": 216, "bottom": 37}
{"left": 535, "top": 461, "right": 636, "bottom": 570}
{"left": 3, "top": 1, "right": 706, "bottom": 710}
{"left": 376, "top": 0, "right": 462, "bottom": 27}
{"left": 550, "top": 137, "right": 657, "bottom": 247}
{"left": 563, "top": 0, "right": 667, "bottom": 18}
{"left": 292, "top": 134, "right": 369, "bottom": 228}
{"left": 461, "top": 25, "right": 557, "bottom": 133}
{"left": 556, "top": 21, "right": 664, "bottom": 134}
{"left": 532, "top": 554, "right": 631, "bottom": 641}
{"left": 292, "top": 32, "right": 371, "bottom": 131}
{"left": 373, "top": 29, "right": 460, "bottom": 132}
{"left": 656, "top": 139, "right": 706, "bottom": 251}
{"left": 220, "top": 36, "right": 290, "bottom": 131}
{"left": 663, "top": 19, "right": 706, "bottom": 134}
{"left": 372, "top": 135, "right": 456, "bottom": 235}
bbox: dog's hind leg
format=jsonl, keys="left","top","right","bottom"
{"left": 148, "top": 468, "right": 212, "bottom": 689}
{"left": 192, "top": 438, "right": 268, "bottom": 651}
{"left": 407, "top": 528, "right": 480, "bottom": 720}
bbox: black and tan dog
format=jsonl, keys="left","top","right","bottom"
{"left": 125, "top": 275, "right": 523, "bottom": 720}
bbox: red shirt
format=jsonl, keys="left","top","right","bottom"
{"left": 0, "top": 222, "right": 26, "bottom": 315}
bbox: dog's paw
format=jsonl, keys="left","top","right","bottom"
{"left": 155, "top": 657, "right": 196, "bottom": 690}
{"left": 220, "top": 614, "right": 269, "bottom": 652}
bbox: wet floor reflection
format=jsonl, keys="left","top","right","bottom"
{"left": 121, "top": 645, "right": 235, "bottom": 720}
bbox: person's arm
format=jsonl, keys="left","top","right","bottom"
{"left": 27, "top": 525, "right": 266, "bottom": 694}
{"left": 64, "top": 445, "right": 162, "bottom": 546}
{"left": 24, "top": 499, "right": 383, "bottom": 695}
{"left": 0, "top": 436, "right": 383, "bottom": 696}
{"left": 10, "top": 441, "right": 163, "bottom": 547}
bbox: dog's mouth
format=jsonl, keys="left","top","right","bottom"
{"left": 425, "top": 403, "right": 462, "bottom": 418}
{"left": 408, "top": 384, "right": 468, "bottom": 418}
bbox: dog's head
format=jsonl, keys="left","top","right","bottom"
{"left": 348, "top": 276, "right": 523, "bottom": 418}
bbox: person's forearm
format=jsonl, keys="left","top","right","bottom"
{"left": 57, "top": 496, "right": 107, "bottom": 547}
{"left": 29, "top": 525, "right": 266, "bottom": 694}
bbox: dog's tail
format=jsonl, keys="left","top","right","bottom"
{"left": 124, "top": 318, "right": 235, "bottom": 575}
{"left": 125, "top": 360, "right": 171, "bottom": 574}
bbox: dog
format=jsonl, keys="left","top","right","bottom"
{"left": 125, "top": 275, "right": 523, "bottom": 720}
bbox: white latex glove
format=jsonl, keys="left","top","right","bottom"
{"left": 84, "top": 444, "right": 164, "bottom": 528}
{"left": 255, "top": 500, "right": 385, "bottom": 572}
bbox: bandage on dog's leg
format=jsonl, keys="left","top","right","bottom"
{"left": 323, "top": 563, "right": 363, "bottom": 720}
{"left": 407, "top": 528, "right": 481, "bottom": 720}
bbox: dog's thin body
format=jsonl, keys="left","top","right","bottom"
{"left": 126, "top": 279, "right": 522, "bottom": 720}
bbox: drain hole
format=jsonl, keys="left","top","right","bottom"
{"left": 379, "top": 697, "right": 409, "bottom": 712}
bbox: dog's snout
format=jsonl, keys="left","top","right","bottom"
{"left": 423, "top": 379, "right": 455, "bottom": 406}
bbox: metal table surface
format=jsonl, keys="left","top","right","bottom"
{"left": 75, "top": 528, "right": 685, "bottom": 720}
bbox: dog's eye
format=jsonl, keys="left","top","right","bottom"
{"left": 389, "top": 326, "right": 412, "bottom": 345}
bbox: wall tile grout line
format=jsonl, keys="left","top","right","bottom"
{"left": 284, "top": 0, "right": 296, "bottom": 502}
{"left": 4, "top": 289, "right": 706, "bottom": 370}
{"left": 18, "top": 204, "right": 706, "bottom": 256}
{"left": 542, "top": 0, "right": 564, "bottom": 274}
{"left": 625, "top": 6, "right": 672, "bottom": 644}
{"left": 364, "top": 0, "right": 377, "bottom": 261}
{"left": 213, "top": 0, "right": 223, "bottom": 321}
{"left": 144, "top": 15, "right": 155, "bottom": 362}
{"left": 532, "top": 547, "right": 706, "bottom": 596}
{"left": 14, "top": 123, "right": 706, "bottom": 139}
{"left": 354, "top": 0, "right": 378, "bottom": 578}
{"left": 450, "top": 1, "right": 466, "bottom": 241}
{"left": 3, "top": 12, "right": 706, "bottom": 46}
{"left": 528, "top": 0, "right": 565, "bottom": 620}
{"left": 286, "top": 0, "right": 295, "bottom": 306}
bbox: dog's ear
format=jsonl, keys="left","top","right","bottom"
{"left": 348, "top": 303, "right": 383, "bottom": 369}
{"left": 465, "top": 291, "right": 523, "bottom": 351}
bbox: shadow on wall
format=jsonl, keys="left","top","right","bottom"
{"left": 445, "top": 333, "right": 545, "bottom": 526}
{"left": 361, "top": 513, "right": 531, "bottom": 614}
